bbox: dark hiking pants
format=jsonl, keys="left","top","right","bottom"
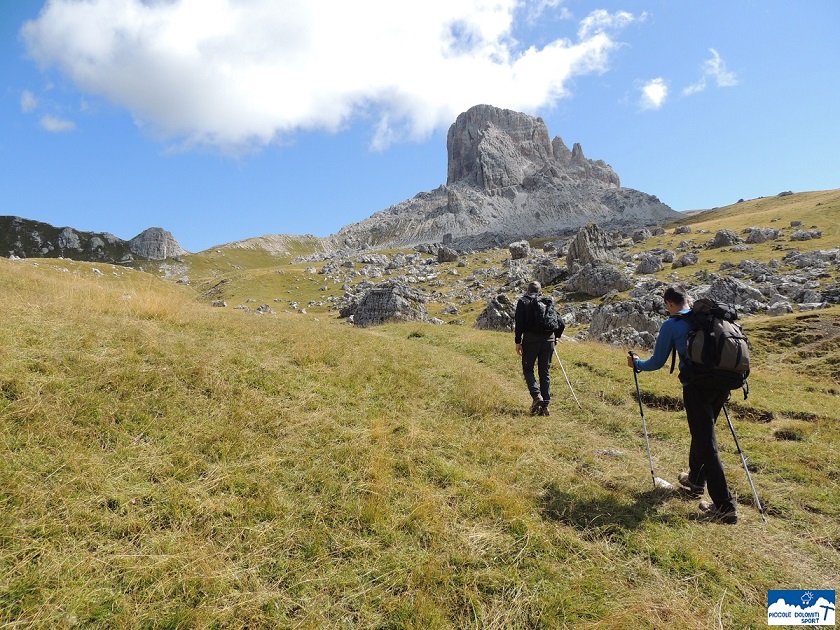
{"left": 682, "top": 381, "right": 737, "bottom": 513}
{"left": 522, "top": 340, "right": 554, "bottom": 404}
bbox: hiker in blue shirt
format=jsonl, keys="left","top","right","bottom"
{"left": 628, "top": 285, "right": 738, "bottom": 524}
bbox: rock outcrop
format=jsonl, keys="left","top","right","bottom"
{"left": 508, "top": 241, "right": 531, "bottom": 260}
{"left": 636, "top": 254, "right": 664, "bottom": 274}
{"left": 437, "top": 246, "right": 460, "bottom": 263}
{"left": 566, "top": 263, "right": 634, "bottom": 297}
{"left": 790, "top": 229, "right": 822, "bottom": 241}
{"left": 349, "top": 281, "right": 429, "bottom": 327}
{"left": 708, "top": 229, "right": 742, "bottom": 249}
{"left": 565, "top": 223, "right": 623, "bottom": 267}
{"left": 328, "top": 105, "right": 679, "bottom": 251}
{"left": 745, "top": 227, "right": 780, "bottom": 244}
{"left": 588, "top": 297, "right": 663, "bottom": 348}
{"left": 129, "top": 228, "right": 189, "bottom": 260}
{"left": 475, "top": 294, "right": 516, "bottom": 331}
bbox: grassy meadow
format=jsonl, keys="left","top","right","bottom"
{"left": 1, "top": 191, "right": 839, "bottom": 628}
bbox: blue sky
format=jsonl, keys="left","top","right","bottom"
{"left": 2, "top": 0, "right": 838, "bottom": 253}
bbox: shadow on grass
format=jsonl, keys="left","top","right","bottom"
{"left": 539, "top": 481, "right": 678, "bottom": 539}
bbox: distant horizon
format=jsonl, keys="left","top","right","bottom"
{"left": 7, "top": 186, "right": 836, "bottom": 256}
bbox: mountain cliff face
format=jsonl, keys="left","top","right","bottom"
{"left": 128, "top": 227, "right": 189, "bottom": 260}
{"left": 329, "top": 104, "right": 679, "bottom": 250}
{"left": 0, "top": 217, "right": 187, "bottom": 263}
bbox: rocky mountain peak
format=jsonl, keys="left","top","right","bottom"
{"left": 129, "top": 227, "right": 189, "bottom": 260}
{"left": 445, "top": 105, "right": 620, "bottom": 192}
{"left": 446, "top": 104, "right": 554, "bottom": 189}
{"left": 331, "top": 104, "right": 678, "bottom": 251}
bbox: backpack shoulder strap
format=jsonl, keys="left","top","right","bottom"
{"left": 668, "top": 312, "right": 685, "bottom": 374}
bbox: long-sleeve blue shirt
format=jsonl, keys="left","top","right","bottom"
{"left": 634, "top": 308, "right": 691, "bottom": 373}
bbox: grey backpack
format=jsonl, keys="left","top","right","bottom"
{"left": 671, "top": 298, "right": 751, "bottom": 397}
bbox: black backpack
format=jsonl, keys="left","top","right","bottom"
{"left": 526, "top": 295, "right": 563, "bottom": 335}
{"left": 670, "top": 298, "right": 751, "bottom": 398}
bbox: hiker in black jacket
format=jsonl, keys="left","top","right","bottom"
{"left": 514, "top": 281, "right": 564, "bottom": 416}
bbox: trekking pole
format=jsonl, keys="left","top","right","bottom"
{"left": 553, "top": 346, "right": 581, "bottom": 409}
{"left": 722, "top": 403, "right": 768, "bottom": 523}
{"left": 629, "top": 352, "right": 674, "bottom": 491}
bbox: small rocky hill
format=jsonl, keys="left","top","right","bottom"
{"left": 223, "top": 234, "right": 327, "bottom": 257}
{"left": 0, "top": 217, "right": 187, "bottom": 263}
{"left": 328, "top": 104, "right": 679, "bottom": 251}
{"left": 128, "top": 227, "right": 189, "bottom": 260}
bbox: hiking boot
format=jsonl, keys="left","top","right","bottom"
{"left": 539, "top": 403, "right": 550, "bottom": 417}
{"left": 698, "top": 500, "right": 738, "bottom": 525}
{"left": 677, "top": 472, "right": 705, "bottom": 498}
{"left": 530, "top": 394, "right": 543, "bottom": 415}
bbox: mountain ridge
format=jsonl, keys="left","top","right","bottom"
{"left": 0, "top": 216, "right": 188, "bottom": 263}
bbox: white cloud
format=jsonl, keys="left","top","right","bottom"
{"left": 21, "top": 90, "right": 38, "bottom": 113}
{"left": 39, "top": 115, "right": 76, "bottom": 132}
{"left": 523, "top": 0, "right": 572, "bottom": 25}
{"left": 683, "top": 48, "right": 737, "bottom": 95}
{"left": 639, "top": 77, "right": 668, "bottom": 110}
{"left": 21, "top": 0, "right": 640, "bottom": 152}
{"left": 578, "top": 9, "right": 643, "bottom": 40}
